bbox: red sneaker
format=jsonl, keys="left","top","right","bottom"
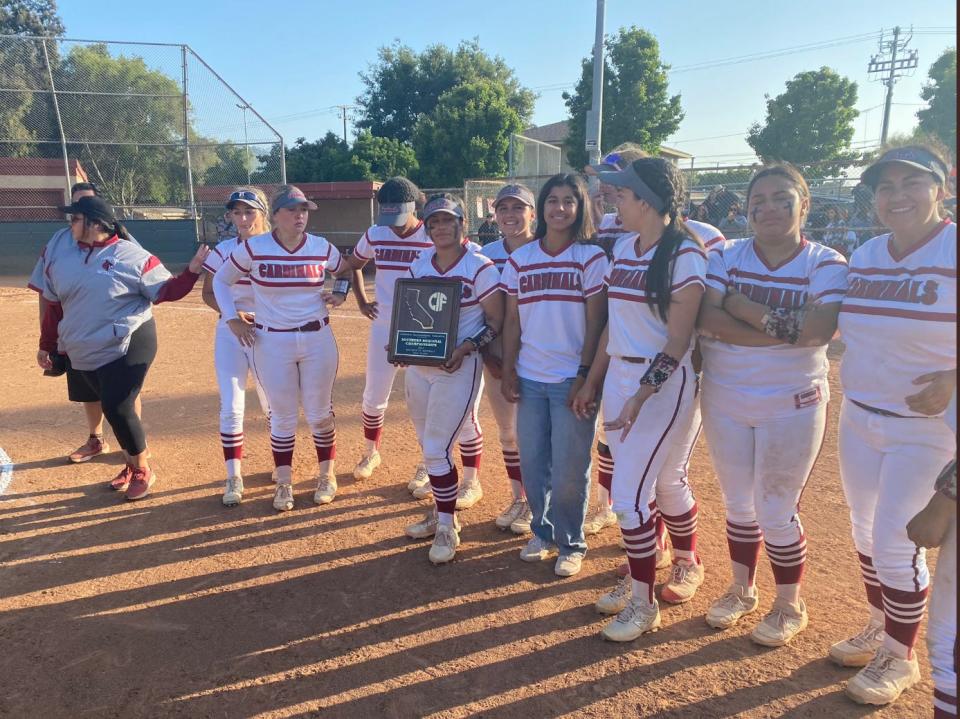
{"left": 125, "top": 468, "right": 156, "bottom": 501}
{"left": 108, "top": 465, "right": 133, "bottom": 492}
{"left": 69, "top": 436, "right": 109, "bottom": 463}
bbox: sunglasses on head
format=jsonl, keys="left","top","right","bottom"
{"left": 601, "top": 152, "right": 623, "bottom": 170}
{"left": 229, "top": 190, "right": 259, "bottom": 203}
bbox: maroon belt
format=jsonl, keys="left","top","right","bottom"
{"left": 850, "top": 398, "right": 927, "bottom": 419}
{"left": 254, "top": 317, "right": 329, "bottom": 332}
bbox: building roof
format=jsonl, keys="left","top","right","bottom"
{"left": 520, "top": 121, "right": 570, "bottom": 145}
{"left": 0, "top": 157, "right": 87, "bottom": 179}
{"left": 658, "top": 145, "right": 694, "bottom": 160}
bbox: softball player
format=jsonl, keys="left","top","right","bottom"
{"left": 200, "top": 187, "right": 273, "bottom": 506}
{"left": 907, "top": 391, "right": 956, "bottom": 719}
{"left": 697, "top": 164, "right": 847, "bottom": 647}
{"left": 500, "top": 173, "right": 607, "bottom": 578}
{"left": 36, "top": 196, "right": 208, "bottom": 500}
{"left": 833, "top": 146, "right": 956, "bottom": 706}
{"left": 212, "top": 185, "right": 347, "bottom": 512}
{"left": 479, "top": 183, "right": 537, "bottom": 533}
{"left": 399, "top": 194, "right": 503, "bottom": 564}
{"left": 341, "top": 178, "right": 485, "bottom": 505}
{"left": 571, "top": 158, "right": 706, "bottom": 641}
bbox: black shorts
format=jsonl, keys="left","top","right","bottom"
{"left": 66, "top": 365, "right": 99, "bottom": 403}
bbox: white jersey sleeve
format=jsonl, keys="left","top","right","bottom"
{"left": 353, "top": 228, "right": 375, "bottom": 262}
{"left": 212, "top": 240, "right": 251, "bottom": 320}
{"left": 705, "top": 243, "right": 731, "bottom": 292}
{"left": 808, "top": 247, "right": 849, "bottom": 304}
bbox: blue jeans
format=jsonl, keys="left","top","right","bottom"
{"left": 516, "top": 377, "right": 597, "bottom": 555}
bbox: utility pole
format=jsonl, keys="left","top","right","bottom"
{"left": 585, "top": 0, "right": 605, "bottom": 187}
{"left": 868, "top": 26, "right": 918, "bottom": 145}
{"left": 336, "top": 105, "right": 356, "bottom": 143}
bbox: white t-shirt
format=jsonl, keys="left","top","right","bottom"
{"left": 839, "top": 220, "right": 956, "bottom": 417}
{"left": 353, "top": 222, "right": 433, "bottom": 323}
{"left": 216, "top": 231, "right": 343, "bottom": 329}
{"left": 605, "top": 238, "right": 707, "bottom": 359}
{"left": 700, "top": 236, "right": 849, "bottom": 417}
{"left": 408, "top": 247, "right": 501, "bottom": 341}
{"left": 203, "top": 237, "right": 255, "bottom": 314}
{"left": 500, "top": 239, "right": 608, "bottom": 383}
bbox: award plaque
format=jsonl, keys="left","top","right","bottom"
{"left": 388, "top": 278, "right": 462, "bottom": 366}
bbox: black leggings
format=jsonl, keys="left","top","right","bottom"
{"left": 76, "top": 318, "right": 158, "bottom": 456}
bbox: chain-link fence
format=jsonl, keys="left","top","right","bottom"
{"left": 508, "top": 134, "right": 563, "bottom": 178}
{"left": 0, "top": 34, "right": 284, "bottom": 235}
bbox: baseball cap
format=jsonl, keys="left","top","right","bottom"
{"left": 58, "top": 195, "right": 116, "bottom": 224}
{"left": 271, "top": 185, "right": 317, "bottom": 214}
{"left": 598, "top": 164, "right": 667, "bottom": 213}
{"left": 376, "top": 200, "right": 417, "bottom": 227}
{"left": 861, "top": 147, "right": 948, "bottom": 189}
{"left": 493, "top": 184, "right": 535, "bottom": 209}
{"left": 225, "top": 189, "right": 267, "bottom": 212}
{"left": 423, "top": 196, "right": 464, "bottom": 221}
{"left": 588, "top": 151, "right": 626, "bottom": 174}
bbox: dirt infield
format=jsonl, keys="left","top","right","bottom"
{"left": 0, "top": 285, "right": 937, "bottom": 718}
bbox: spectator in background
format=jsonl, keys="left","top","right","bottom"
{"left": 695, "top": 203, "right": 711, "bottom": 222}
{"left": 719, "top": 202, "right": 748, "bottom": 238}
{"left": 477, "top": 212, "right": 500, "bottom": 246}
{"left": 847, "top": 183, "right": 875, "bottom": 247}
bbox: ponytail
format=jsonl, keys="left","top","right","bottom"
{"left": 114, "top": 222, "right": 131, "bottom": 241}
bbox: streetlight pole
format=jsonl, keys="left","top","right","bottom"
{"left": 585, "top": 0, "right": 605, "bottom": 192}
{"left": 236, "top": 103, "right": 252, "bottom": 184}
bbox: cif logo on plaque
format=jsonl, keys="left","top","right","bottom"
{"left": 428, "top": 292, "right": 447, "bottom": 313}
{"left": 389, "top": 279, "right": 462, "bottom": 365}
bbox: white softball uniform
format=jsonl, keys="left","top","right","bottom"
{"left": 202, "top": 238, "right": 270, "bottom": 463}
{"left": 685, "top": 219, "right": 725, "bottom": 252}
{"left": 500, "top": 240, "right": 608, "bottom": 383}
{"left": 700, "top": 237, "right": 847, "bottom": 586}
{"left": 602, "top": 238, "right": 706, "bottom": 524}
{"left": 404, "top": 248, "right": 500, "bottom": 476}
{"left": 837, "top": 220, "right": 956, "bottom": 652}
{"left": 597, "top": 213, "right": 632, "bottom": 256}
{"left": 212, "top": 232, "right": 344, "bottom": 470}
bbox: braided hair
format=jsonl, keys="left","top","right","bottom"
{"left": 627, "top": 158, "right": 704, "bottom": 321}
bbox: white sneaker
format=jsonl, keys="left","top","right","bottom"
{"left": 222, "top": 476, "right": 244, "bottom": 507}
{"left": 845, "top": 647, "right": 920, "bottom": 705}
{"left": 583, "top": 506, "right": 618, "bottom": 535}
{"left": 510, "top": 505, "right": 533, "bottom": 535}
{"left": 313, "top": 473, "right": 337, "bottom": 505}
{"left": 706, "top": 584, "right": 760, "bottom": 629}
{"left": 495, "top": 497, "right": 528, "bottom": 529}
{"left": 596, "top": 575, "right": 632, "bottom": 615}
{"left": 428, "top": 523, "right": 460, "bottom": 564}
{"left": 830, "top": 621, "right": 885, "bottom": 667}
{"left": 660, "top": 561, "right": 705, "bottom": 604}
{"left": 409, "top": 464, "right": 432, "bottom": 499}
{"left": 405, "top": 508, "right": 460, "bottom": 539}
{"left": 601, "top": 597, "right": 661, "bottom": 642}
{"left": 455, "top": 478, "right": 483, "bottom": 509}
{"left": 273, "top": 483, "right": 294, "bottom": 512}
{"left": 353, "top": 451, "right": 381, "bottom": 481}
{"left": 750, "top": 597, "right": 808, "bottom": 647}
{"left": 519, "top": 536, "right": 558, "bottom": 562}
{"left": 555, "top": 552, "right": 585, "bottom": 577}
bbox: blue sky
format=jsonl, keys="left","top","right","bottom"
{"left": 59, "top": 0, "right": 955, "bottom": 166}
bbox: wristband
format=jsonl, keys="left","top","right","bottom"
{"left": 577, "top": 364, "right": 591, "bottom": 378}
{"left": 467, "top": 324, "right": 498, "bottom": 350}
{"left": 639, "top": 352, "right": 679, "bottom": 392}
{"left": 333, "top": 278, "right": 351, "bottom": 296}
{"left": 761, "top": 306, "right": 807, "bottom": 344}
{"left": 935, "top": 458, "right": 957, "bottom": 501}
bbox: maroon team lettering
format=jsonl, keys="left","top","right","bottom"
{"left": 257, "top": 263, "right": 325, "bottom": 279}
{"left": 846, "top": 277, "right": 939, "bottom": 305}
{"left": 519, "top": 270, "right": 583, "bottom": 294}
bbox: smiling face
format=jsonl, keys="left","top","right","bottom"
{"left": 747, "top": 174, "right": 808, "bottom": 239}
{"left": 228, "top": 204, "right": 265, "bottom": 238}
{"left": 873, "top": 163, "right": 944, "bottom": 233}
{"left": 494, "top": 198, "right": 534, "bottom": 240}
{"left": 425, "top": 212, "right": 462, "bottom": 251}
{"left": 543, "top": 184, "right": 579, "bottom": 234}
{"left": 273, "top": 204, "right": 308, "bottom": 235}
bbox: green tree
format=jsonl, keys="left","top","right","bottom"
{"left": 356, "top": 39, "right": 534, "bottom": 144}
{"left": 412, "top": 79, "right": 524, "bottom": 187}
{"left": 747, "top": 67, "right": 858, "bottom": 170}
{"left": 563, "top": 26, "right": 683, "bottom": 171}
{"left": 917, "top": 48, "right": 956, "bottom": 157}
{"left": 0, "top": 0, "right": 66, "bottom": 157}
{"left": 349, "top": 131, "right": 419, "bottom": 181}
{"left": 57, "top": 43, "right": 186, "bottom": 205}
{"left": 283, "top": 133, "right": 361, "bottom": 182}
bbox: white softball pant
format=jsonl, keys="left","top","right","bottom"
{"left": 930, "top": 515, "right": 957, "bottom": 716}
{"left": 215, "top": 321, "right": 269, "bottom": 452}
{"left": 482, "top": 365, "right": 520, "bottom": 478}
{"left": 405, "top": 354, "right": 484, "bottom": 477}
{"left": 603, "top": 357, "right": 697, "bottom": 527}
{"left": 252, "top": 327, "right": 339, "bottom": 467}
{"left": 838, "top": 398, "right": 954, "bottom": 594}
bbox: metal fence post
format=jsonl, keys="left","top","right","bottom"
{"left": 181, "top": 45, "right": 198, "bottom": 240}
{"left": 279, "top": 137, "right": 287, "bottom": 185}
{"left": 41, "top": 38, "right": 71, "bottom": 199}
